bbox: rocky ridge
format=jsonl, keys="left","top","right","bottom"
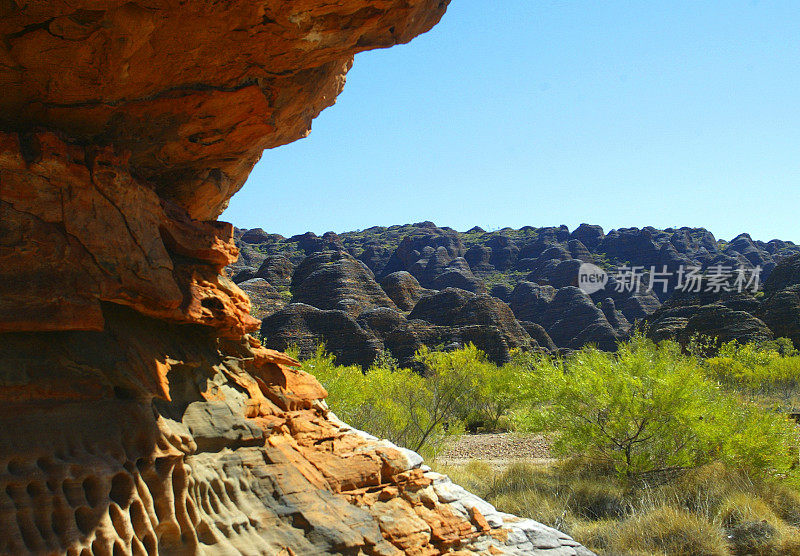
{"left": 0, "top": 2, "right": 591, "bottom": 555}
{"left": 232, "top": 223, "right": 800, "bottom": 366}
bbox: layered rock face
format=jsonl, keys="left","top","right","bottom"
{"left": 0, "top": 131, "right": 257, "bottom": 339}
{"left": 0, "top": 2, "right": 591, "bottom": 555}
{"left": 0, "top": 0, "right": 449, "bottom": 220}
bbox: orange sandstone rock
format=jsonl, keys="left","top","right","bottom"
{"left": 0, "top": 0, "right": 449, "bottom": 219}
{"left": 0, "top": 131, "right": 259, "bottom": 337}
{"left": 0, "top": 1, "right": 592, "bottom": 554}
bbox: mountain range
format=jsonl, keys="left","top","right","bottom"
{"left": 227, "top": 222, "right": 800, "bottom": 367}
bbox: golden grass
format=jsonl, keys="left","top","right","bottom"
{"left": 608, "top": 506, "right": 729, "bottom": 556}
{"left": 434, "top": 459, "right": 800, "bottom": 556}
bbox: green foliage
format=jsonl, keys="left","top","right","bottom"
{"left": 278, "top": 288, "right": 293, "bottom": 301}
{"left": 592, "top": 252, "right": 614, "bottom": 271}
{"left": 299, "top": 334, "right": 800, "bottom": 481}
{"left": 461, "top": 227, "right": 540, "bottom": 248}
{"left": 705, "top": 339, "right": 800, "bottom": 410}
{"left": 302, "top": 345, "right": 485, "bottom": 457}
{"left": 520, "top": 334, "right": 799, "bottom": 479}
{"left": 460, "top": 229, "right": 489, "bottom": 248}
{"left": 411, "top": 344, "right": 493, "bottom": 441}
{"left": 469, "top": 357, "right": 525, "bottom": 431}
{"left": 424, "top": 346, "right": 529, "bottom": 432}
{"left": 301, "top": 343, "right": 534, "bottom": 455}
{"left": 298, "top": 345, "right": 373, "bottom": 423}
{"left": 480, "top": 270, "right": 528, "bottom": 290}
{"left": 252, "top": 239, "right": 303, "bottom": 261}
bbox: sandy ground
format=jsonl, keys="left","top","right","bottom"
{"left": 437, "top": 433, "right": 555, "bottom": 468}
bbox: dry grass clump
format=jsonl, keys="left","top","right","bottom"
{"left": 607, "top": 506, "right": 730, "bottom": 556}
{"left": 438, "top": 460, "right": 493, "bottom": 497}
{"left": 659, "top": 462, "right": 754, "bottom": 515}
{"left": 435, "top": 460, "right": 800, "bottom": 556}
{"left": 717, "top": 492, "right": 781, "bottom": 528}
{"left": 716, "top": 492, "right": 794, "bottom": 555}
{"left": 776, "top": 531, "right": 800, "bottom": 555}
{"left": 567, "top": 478, "right": 627, "bottom": 521}
{"left": 492, "top": 489, "right": 566, "bottom": 529}
{"left": 758, "top": 482, "right": 800, "bottom": 526}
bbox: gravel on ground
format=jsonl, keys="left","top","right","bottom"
{"left": 437, "top": 433, "right": 554, "bottom": 468}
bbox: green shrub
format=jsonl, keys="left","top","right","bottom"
{"left": 302, "top": 344, "right": 490, "bottom": 457}
{"left": 522, "top": 336, "right": 710, "bottom": 476}
{"left": 480, "top": 270, "right": 528, "bottom": 290}
{"left": 705, "top": 340, "right": 800, "bottom": 410}
{"left": 301, "top": 335, "right": 799, "bottom": 481}
{"left": 520, "top": 334, "right": 800, "bottom": 479}
{"left": 707, "top": 395, "right": 799, "bottom": 479}
{"left": 470, "top": 355, "right": 527, "bottom": 431}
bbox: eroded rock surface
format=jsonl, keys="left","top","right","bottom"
{"left": 1, "top": 306, "right": 592, "bottom": 555}
{"left": 291, "top": 251, "right": 397, "bottom": 316}
{"left": 0, "top": 1, "right": 591, "bottom": 554}
{"left": 645, "top": 290, "right": 774, "bottom": 347}
{"left": 0, "top": 131, "right": 258, "bottom": 338}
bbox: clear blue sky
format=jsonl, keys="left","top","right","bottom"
{"left": 222, "top": 1, "right": 800, "bottom": 243}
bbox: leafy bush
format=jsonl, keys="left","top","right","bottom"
{"left": 299, "top": 335, "right": 799, "bottom": 480}
{"left": 465, "top": 350, "right": 527, "bottom": 431}
{"left": 301, "top": 342, "right": 533, "bottom": 454}
{"left": 520, "top": 335, "right": 799, "bottom": 478}
{"left": 301, "top": 344, "right": 492, "bottom": 457}
{"left": 705, "top": 340, "right": 800, "bottom": 410}
{"left": 480, "top": 270, "right": 528, "bottom": 290}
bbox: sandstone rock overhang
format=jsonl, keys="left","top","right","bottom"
{"left": 0, "top": 0, "right": 446, "bottom": 334}
{"left": 0, "top": 2, "right": 592, "bottom": 554}
{"left": 0, "top": 0, "right": 448, "bottom": 219}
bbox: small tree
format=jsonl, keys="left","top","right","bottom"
{"left": 409, "top": 345, "right": 484, "bottom": 451}
{"left": 522, "top": 335, "right": 799, "bottom": 479}
{"left": 303, "top": 345, "right": 482, "bottom": 457}
{"left": 469, "top": 352, "right": 528, "bottom": 431}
